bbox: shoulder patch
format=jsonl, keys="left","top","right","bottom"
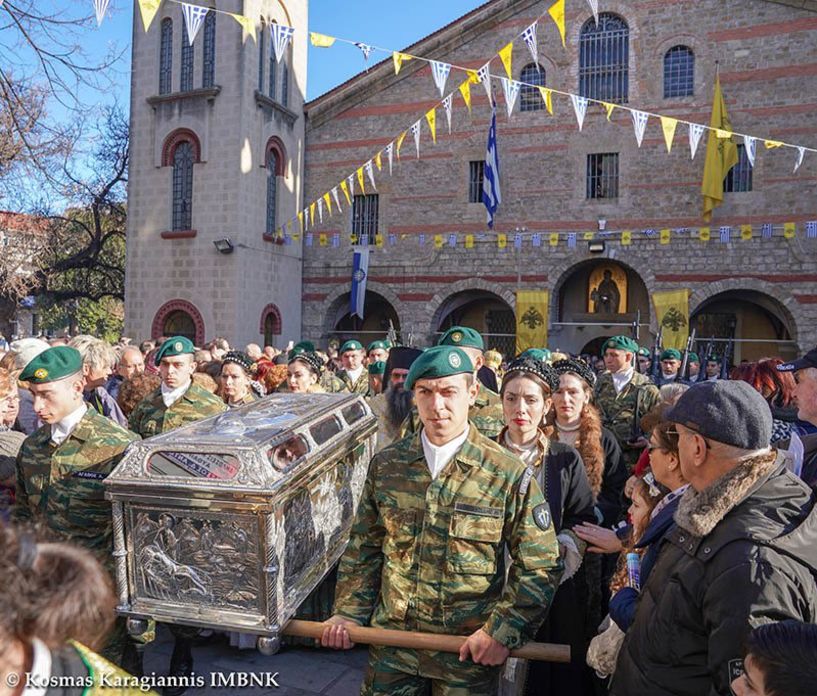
{"left": 532, "top": 503, "right": 552, "bottom": 531}
{"left": 519, "top": 466, "right": 534, "bottom": 496}
{"left": 727, "top": 658, "right": 744, "bottom": 683}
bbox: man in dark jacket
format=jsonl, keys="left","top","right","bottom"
{"left": 778, "top": 346, "right": 817, "bottom": 485}
{"left": 612, "top": 381, "right": 817, "bottom": 696}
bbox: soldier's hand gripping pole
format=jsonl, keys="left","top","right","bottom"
{"left": 282, "top": 620, "right": 571, "bottom": 663}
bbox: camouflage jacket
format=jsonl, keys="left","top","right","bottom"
{"left": 400, "top": 383, "right": 505, "bottom": 440}
{"left": 333, "top": 423, "right": 563, "bottom": 676}
{"left": 594, "top": 371, "right": 660, "bottom": 450}
{"left": 14, "top": 407, "right": 139, "bottom": 552}
{"left": 336, "top": 369, "right": 369, "bottom": 394}
{"left": 320, "top": 371, "right": 347, "bottom": 393}
{"left": 128, "top": 382, "right": 227, "bottom": 438}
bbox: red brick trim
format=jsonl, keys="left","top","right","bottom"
{"left": 709, "top": 17, "right": 817, "bottom": 43}
{"left": 259, "top": 303, "right": 282, "bottom": 334}
{"left": 303, "top": 293, "right": 328, "bottom": 301}
{"left": 655, "top": 274, "right": 817, "bottom": 283}
{"left": 795, "top": 295, "right": 817, "bottom": 304}
{"left": 161, "top": 229, "right": 197, "bottom": 239}
{"left": 397, "top": 293, "right": 434, "bottom": 302}
{"left": 263, "top": 136, "right": 287, "bottom": 175}
{"left": 161, "top": 128, "right": 202, "bottom": 166}
{"left": 151, "top": 299, "right": 205, "bottom": 345}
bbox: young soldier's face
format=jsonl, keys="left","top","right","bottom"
{"left": 368, "top": 348, "right": 388, "bottom": 364}
{"left": 159, "top": 355, "right": 196, "bottom": 389}
{"left": 341, "top": 350, "right": 363, "bottom": 371}
{"left": 414, "top": 374, "right": 478, "bottom": 446}
{"left": 29, "top": 375, "right": 84, "bottom": 424}
{"left": 604, "top": 348, "right": 632, "bottom": 373}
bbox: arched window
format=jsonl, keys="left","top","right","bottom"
{"left": 519, "top": 63, "right": 546, "bottom": 112}
{"left": 202, "top": 11, "right": 216, "bottom": 88}
{"left": 579, "top": 13, "right": 629, "bottom": 104}
{"left": 266, "top": 149, "right": 278, "bottom": 236}
{"left": 163, "top": 310, "right": 196, "bottom": 341}
{"left": 268, "top": 47, "right": 277, "bottom": 100}
{"left": 180, "top": 13, "right": 194, "bottom": 92}
{"left": 257, "top": 24, "right": 266, "bottom": 92}
{"left": 152, "top": 299, "right": 205, "bottom": 345}
{"left": 172, "top": 142, "right": 194, "bottom": 231}
{"left": 280, "top": 57, "right": 290, "bottom": 108}
{"left": 260, "top": 304, "right": 282, "bottom": 346}
{"left": 159, "top": 18, "right": 173, "bottom": 94}
{"left": 664, "top": 45, "right": 694, "bottom": 98}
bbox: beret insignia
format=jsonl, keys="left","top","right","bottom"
{"left": 449, "top": 352, "right": 462, "bottom": 368}
{"left": 451, "top": 331, "right": 463, "bottom": 343}
{"left": 174, "top": 341, "right": 183, "bottom": 352}
{"left": 34, "top": 368, "right": 48, "bottom": 380}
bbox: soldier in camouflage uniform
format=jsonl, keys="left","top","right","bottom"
{"left": 593, "top": 336, "right": 660, "bottom": 471}
{"left": 336, "top": 340, "right": 370, "bottom": 394}
{"left": 322, "top": 345, "right": 563, "bottom": 696}
{"left": 128, "top": 336, "right": 226, "bottom": 438}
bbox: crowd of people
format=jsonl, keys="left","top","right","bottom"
{"left": 1, "top": 327, "right": 817, "bottom": 695}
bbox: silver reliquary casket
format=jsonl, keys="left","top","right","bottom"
{"left": 104, "top": 393, "right": 376, "bottom": 653}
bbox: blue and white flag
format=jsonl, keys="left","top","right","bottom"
{"left": 761, "top": 223, "right": 773, "bottom": 239}
{"left": 182, "top": 3, "right": 208, "bottom": 45}
{"left": 522, "top": 22, "right": 538, "bottom": 66}
{"left": 431, "top": 61, "right": 451, "bottom": 97}
{"left": 94, "top": 0, "right": 110, "bottom": 26}
{"left": 482, "top": 101, "right": 502, "bottom": 229}
{"left": 719, "top": 226, "right": 732, "bottom": 243}
{"left": 271, "top": 24, "right": 295, "bottom": 63}
{"left": 350, "top": 248, "right": 370, "bottom": 320}
{"left": 807, "top": 221, "right": 817, "bottom": 239}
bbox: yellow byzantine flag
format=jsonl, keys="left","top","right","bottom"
{"left": 539, "top": 87, "right": 554, "bottom": 114}
{"left": 323, "top": 192, "right": 332, "bottom": 215}
{"left": 465, "top": 234, "right": 474, "bottom": 248}
{"left": 434, "top": 234, "right": 444, "bottom": 248}
{"left": 699, "top": 226, "right": 711, "bottom": 242}
{"left": 138, "top": 0, "right": 161, "bottom": 31}
{"left": 548, "top": 0, "right": 566, "bottom": 47}
{"left": 660, "top": 116, "right": 678, "bottom": 152}
{"left": 702, "top": 77, "right": 739, "bottom": 222}
{"left": 340, "top": 179, "right": 351, "bottom": 205}
{"left": 740, "top": 224, "right": 753, "bottom": 241}
{"left": 660, "top": 228, "right": 671, "bottom": 245}
{"left": 319, "top": 233, "right": 328, "bottom": 247}
{"left": 459, "top": 79, "right": 473, "bottom": 113}
{"left": 393, "top": 52, "right": 413, "bottom": 75}
{"left": 396, "top": 131, "right": 407, "bottom": 158}
{"left": 652, "top": 289, "right": 690, "bottom": 350}
{"left": 310, "top": 32, "right": 336, "bottom": 47}
{"left": 230, "top": 13, "right": 257, "bottom": 41}
{"left": 499, "top": 43, "right": 514, "bottom": 79}
{"left": 784, "top": 222, "right": 796, "bottom": 239}
{"left": 426, "top": 108, "right": 437, "bottom": 144}
{"left": 357, "top": 167, "right": 365, "bottom": 194}
{"left": 516, "top": 290, "right": 549, "bottom": 355}
{"left": 621, "top": 230, "right": 632, "bottom": 246}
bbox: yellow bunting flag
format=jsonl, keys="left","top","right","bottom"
{"left": 498, "top": 233, "right": 507, "bottom": 249}
{"left": 702, "top": 76, "right": 739, "bottom": 222}
{"left": 499, "top": 43, "right": 514, "bottom": 79}
{"left": 340, "top": 180, "right": 351, "bottom": 205}
{"left": 393, "top": 52, "right": 413, "bottom": 75}
{"left": 621, "top": 230, "right": 632, "bottom": 246}
{"left": 699, "top": 227, "right": 711, "bottom": 242}
{"left": 549, "top": 232, "right": 559, "bottom": 247}
{"left": 467, "top": 70, "right": 480, "bottom": 84}
{"left": 292, "top": 233, "right": 301, "bottom": 242}
{"left": 425, "top": 108, "right": 437, "bottom": 144}
{"left": 309, "top": 203, "right": 316, "bottom": 226}
{"left": 652, "top": 289, "right": 690, "bottom": 350}
{"left": 375, "top": 151, "right": 382, "bottom": 171}
{"left": 459, "top": 80, "right": 473, "bottom": 113}
{"left": 784, "top": 222, "right": 796, "bottom": 239}
{"left": 323, "top": 192, "right": 332, "bottom": 215}
{"left": 138, "top": 0, "right": 161, "bottom": 31}
{"left": 230, "top": 13, "right": 257, "bottom": 41}
{"left": 764, "top": 140, "right": 784, "bottom": 149}
{"left": 603, "top": 102, "right": 615, "bottom": 120}
{"left": 583, "top": 231, "right": 594, "bottom": 241}
{"left": 740, "top": 224, "right": 753, "bottom": 241}
{"left": 548, "top": 0, "right": 566, "bottom": 47}
{"left": 297, "top": 211, "right": 304, "bottom": 232}
{"left": 356, "top": 167, "right": 365, "bottom": 194}
{"left": 396, "top": 131, "right": 407, "bottom": 158}
{"left": 538, "top": 87, "right": 554, "bottom": 115}
{"left": 376, "top": 234, "right": 384, "bottom": 248}
{"left": 715, "top": 129, "right": 733, "bottom": 139}
{"left": 319, "top": 233, "right": 328, "bottom": 247}
{"left": 431, "top": 234, "right": 441, "bottom": 248}
{"left": 465, "top": 234, "right": 474, "bottom": 249}
{"left": 516, "top": 290, "right": 549, "bottom": 355}
{"left": 310, "top": 32, "right": 335, "bottom": 47}
{"left": 660, "top": 117, "right": 678, "bottom": 153}
{"left": 660, "top": 228, "right": 671, "bottom": 245}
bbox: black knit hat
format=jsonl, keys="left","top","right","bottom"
{"left": 552, "top": 358, "right": 597, "bottom": 389}
{"left": 504, "top": 357, "right": 560, "bottom": 393}
{"left": 221, "top": 351, "right": 255, "bottom": 375}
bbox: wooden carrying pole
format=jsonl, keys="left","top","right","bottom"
{"left": 283, "top": 620, "right": 570, "bottom": 663}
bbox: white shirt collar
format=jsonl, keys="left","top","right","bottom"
{"left": 346, "top": 366, "right": 364, "bottom": 383}
{"left": 50, "top": 403, "right": 88, "bottom": 446}
{"left": 651, "top": 483, "right": 690, "bottom": 520}
{"left": 161, "top": 380, "right": 191, "bottom": 408}
{"left": 421, "top": 426, "right": 469, "bottom": 480}
{"left": 611, "top": 367, "right": 635, "bottom": 394}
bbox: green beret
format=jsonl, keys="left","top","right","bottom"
{"left": 367, "top": 340, "right": 389, "bottom": 354}
{"left": 706, "top": 355, "right": 720, "bottom": 364}
{"left": 519, "top": 348, "right": 551, "bottom": 362}
{"left": 437, "top": 326, "right": 484, "bottom": 351}
{"left": 340, "top": 340, "right": 363, "bottom": 354}
{"left": 405, "top": 346, "right": 474, "bottom": 391}
{"left": 154, "top": 336, "right": 195, "bottom": 366}
{"left": 637, "top": 347, "right": 651, "bottom": 358}
{"left": 601, "top": 336, "right": 639, "bottom": 355}
{"left": 688, "top": 352, "right": 700, "bottom": 364}
{"left": 660, "top": 349, "right": 682, "bottom": 361}
{"left": 368, "top": 361, "right": 386, "bottom": 375}
{"left": 20, "top": 346, "right": 83, "bottom": 384}
{"left": 293, "top": 341, "right": 315, "bottom": 353}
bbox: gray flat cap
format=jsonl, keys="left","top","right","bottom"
{"left": 665, "top": 380, "right": 772, "bottom": 450}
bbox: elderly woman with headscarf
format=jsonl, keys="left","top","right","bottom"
{"left": 219, "top": 351, "right": 265, "bottom": 407}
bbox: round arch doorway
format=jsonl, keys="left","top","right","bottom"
{"left": 434, "top": 290, "right": 515, "bottom": 358}
{"left": 327, "top": 290, "right": 401, "bottom": 347}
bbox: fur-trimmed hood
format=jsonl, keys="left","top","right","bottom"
{"left": 674, "top": 449, "right": 779, "bottom": 537}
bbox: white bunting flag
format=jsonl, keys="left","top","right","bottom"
{"left": 271, "top": 24, "right": 295, "bottom": 63}
{"left": 385, "top": 142, "right": 394, "bottom": 175}
{"left": 331, "top": 187, "right": 341, "bottom": 213}
{"left": 631, "top": 110, "right": 649, "bottom": 147}
{"left": 744, "top": 136, "right": 757, "bottom": 167}
{"left": 411, "top": 120, "right": 421, "bottom": 159}
{"left": 567, "top": 232, "right": 577, "bottom": 249}
{"left": 317, "top": 198, "right": 324, "bottom": 224}
{"left": 689, "top": 123, "right": 705, "bottom": 160}
{"left": 794, "top": 146, "right": 806, "bottom": 173}
{"left": 365, "top": 159, "right": 376, "bottom": 190}
{"left": 431, "top": 61, "right": 452, "bottom": 97}
{"left": 586, "top": 0, "right": 599, "bottom": 24}
{"left": 182, "top": 3, "right": 209, "bottom": 45}
{"left": 443, "top": 94, "right": 453, "bottom": 134}
{"left": 570, "top": 94, "right": 588, "bottom": 131}
{"left": 500, "top": 78, "right": 521, "bottom": 118}
{"left": 354, "top": 42, "right": 373, "bottom": 63}
{"left": 522, "top": 22, "right": 538, "bottom": 66}
{"left": 347, "top": 174, "right": 355, "bottom": 197}
{"left": 94, "top": 0, "right": 110, "bottom": 26}
{"left": 477, "top": 63, "right": 492, "bottom": 101}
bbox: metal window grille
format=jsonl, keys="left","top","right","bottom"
{"left": 257, "top": 26, "right": 265, "bottom": 92}
{"left": 159, "top": 18, "right": 173, "bottom": 95}
{"left": 172, "top": 141, "right": 194, "bottom": 231}
{"left": 579, "top": 13, "right": 629, "bottom": 104}
{"left": 586, "top": 153, "right": 619, "bottom": 199}
{"left": 266, "top": 150, "right": 278, "bottom": 236}
{"left": 724, "top": 145, "right": 752, "bottom": 193}
{"left": 520, "top": 63, "right": 546, "bottom": 112}
{"left": 469, "top": 161, "right": 485, "bottom": 203}
{"left": 352, "top": 194, "right": 379, "bottom": 245}
{"left": 180, "top": 17, "right": 194, "bottom": 92}
{"left": 663, "top": 46, "right": 694, "bottom": 98}
{"left": 202, "top": 11, "right": 216, "bottom": 88}
{"left": 281, "top": 58, "right": 289, "bottom": 108}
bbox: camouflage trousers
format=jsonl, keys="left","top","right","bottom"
{"left": 360, "top": 645, "right": 499, "bottom": 696}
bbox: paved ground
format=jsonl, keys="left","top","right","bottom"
{"left": 142, "top": 626, "right": 367, "bottom": 695}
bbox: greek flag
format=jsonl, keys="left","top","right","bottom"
{"left": 482, "top": 102, "right": 502, "bottom": 229}
{"left": 350, "top": 248, "right": 369, "bottom": 320}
